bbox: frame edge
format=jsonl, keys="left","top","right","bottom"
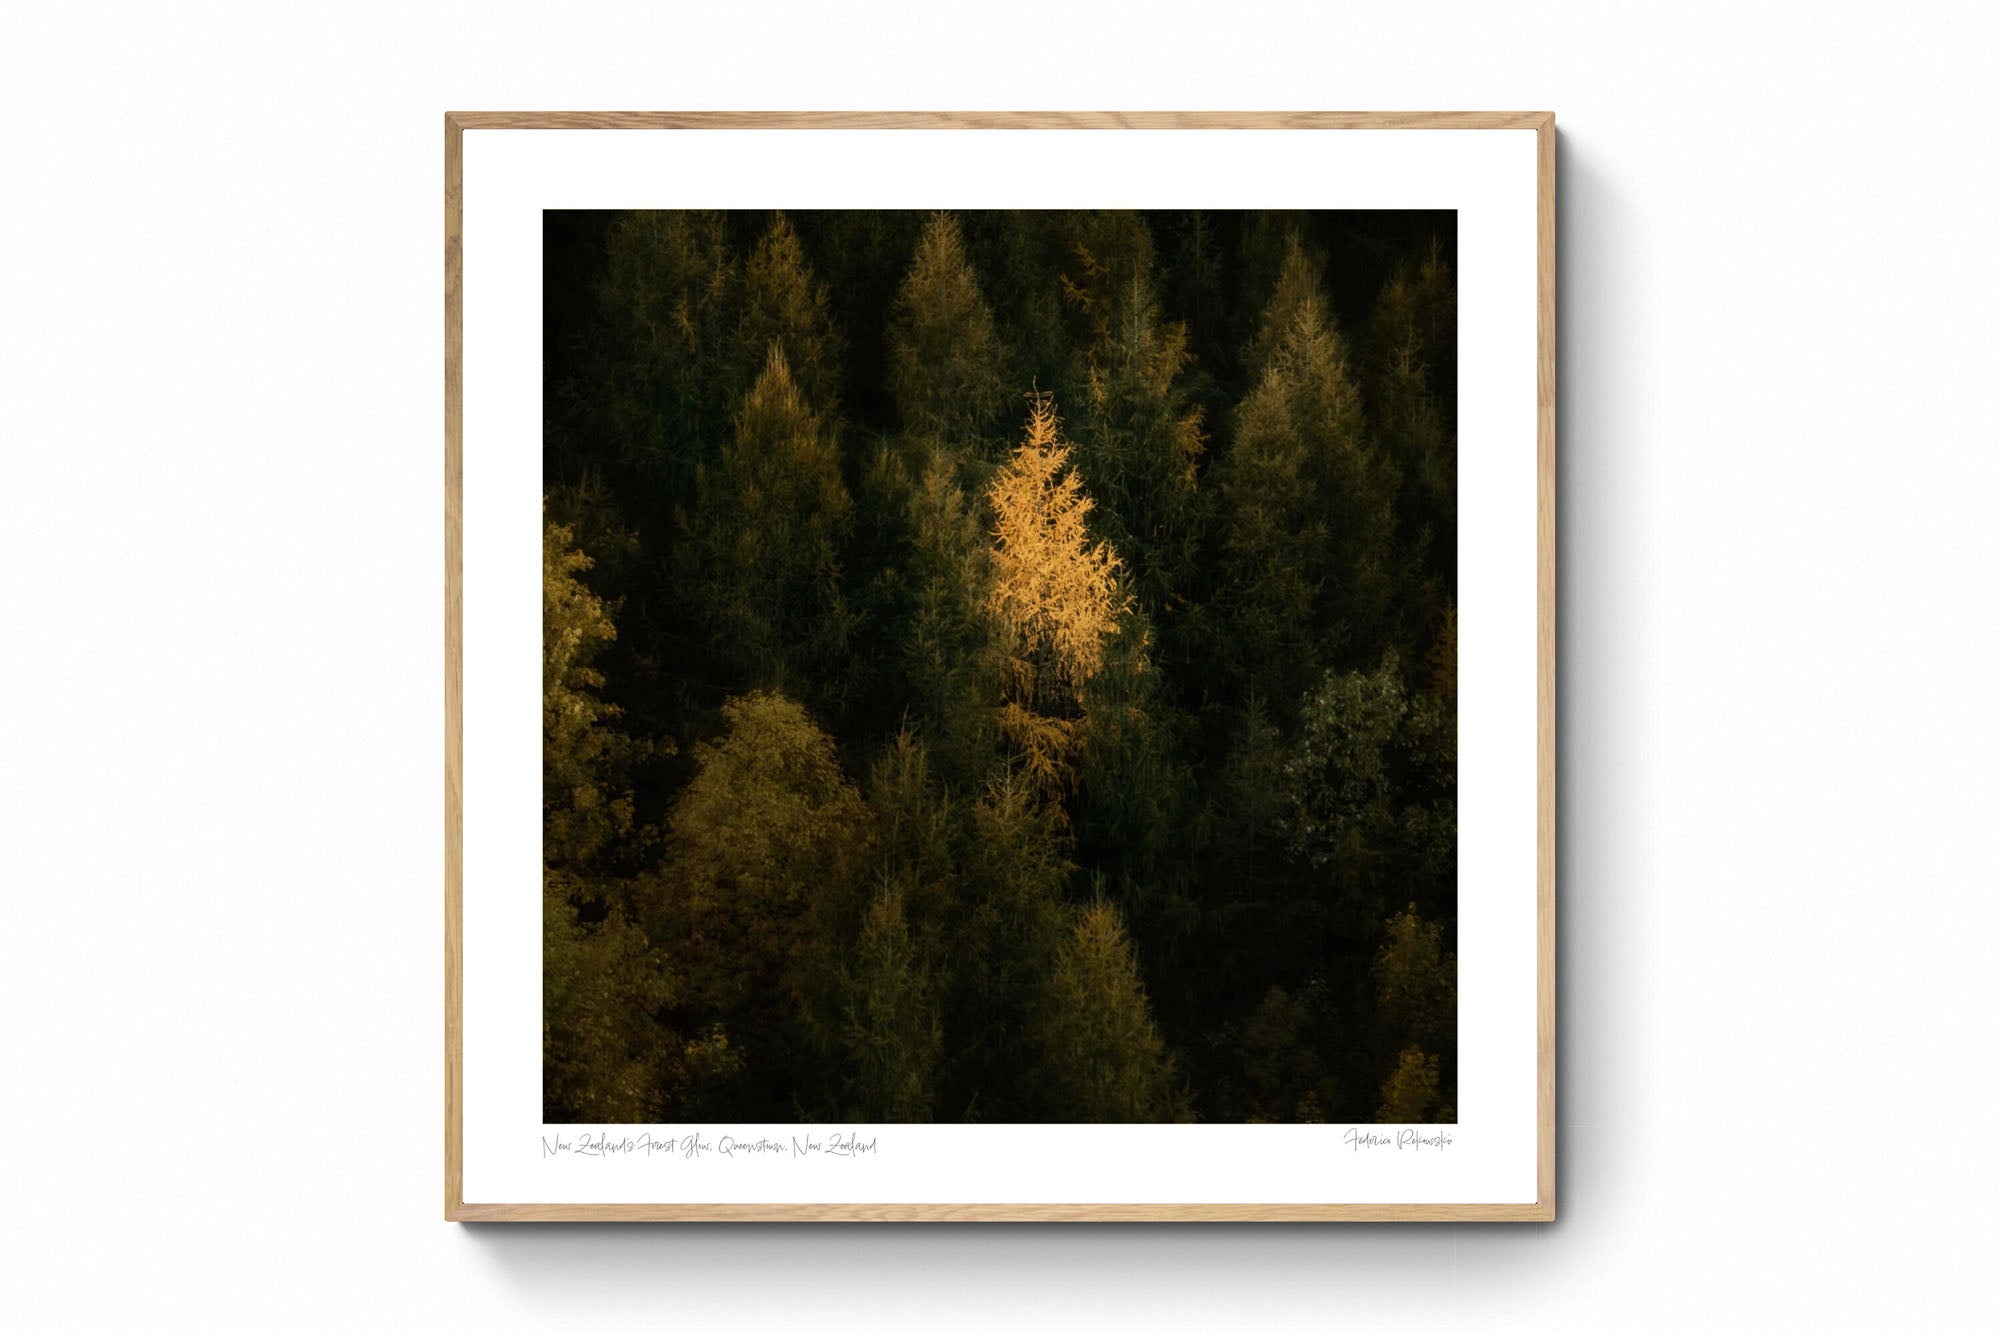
{"left": 445, "top": 110, "right": 466, "bottom": 1223}
{"left": 1535, "top": 109, "right": 1557, "bottom": 1222}
{"left": 443, "top": 110, "right": 1558, "bottom": 1223}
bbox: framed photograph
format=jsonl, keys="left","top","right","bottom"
{"left": 446, "top": 111, "right": 1554, "bottom": 1221}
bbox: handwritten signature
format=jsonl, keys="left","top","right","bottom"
{"left": 1342, "top": 1127, "right": 1456, "bottom": 1152}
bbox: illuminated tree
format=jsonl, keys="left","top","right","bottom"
{"left": 986, "top": 394, "right": 1129, "bottom": 696}
{"left": 984, "top": 394, "right": 1132, "bottom": 796}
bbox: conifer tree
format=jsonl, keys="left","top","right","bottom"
{"left": 737, "top": 212, "right": 845, "bottom": 412}
{"left": 1064, "top": 242, "right": 1207, "bottom": 632}
{"left": 888, "top": 212, "right": 1007, "bottom": 446}
{"left": 824, "top": 885, "right": 943, "bottom": 1121}
{"left": 589, "top": 209, "right": 741, "bottom": 499}
{"left": 945, "top": 768, "right": 1075, "bottom": 1118}
{"left": 899, "top": 451, "right": 1006, "bottom": 784}
{"left": 984, "top": 394, "right": 1132, "bottom": 797}
{"left": 1281, "top": 653, "right": 1457, "bottom": 923}
{"left": 1222, "top": 238, "right": 1404, "bottom": 707}
{"left": 684, "top": 347, "right": 854, "bottom": 702}
{"left": 1035, "top": 900, "right": 1184, "bottom": 1121}
{"left": 1239, "top": 983, "right": 1338, "bottom": 1122}
{"left": 1366, "top": 243, "right": 1458, "bottom": 590}
{"left": 986, "top": 394, "right": 1128, "bottom": 695}
{"left": 654, "top": 690, "right": 873, "bottom": 1116}
{"left": 1243, "top": 231, "right": 1326, "bottom": 383}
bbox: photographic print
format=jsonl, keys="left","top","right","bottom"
{"left": 540, "top": 207, "right": 1460, "bottom": 1126}
{"left": 447, "top": 113, "right": 1551, "bottom": 1219}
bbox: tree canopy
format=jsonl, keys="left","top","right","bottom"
{"left": 543, "top": 209, "right": 1458, "bottom": 1124}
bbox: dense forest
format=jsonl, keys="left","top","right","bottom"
{"left": 542, "top": 209, "right": 1457, "bottom": 1124}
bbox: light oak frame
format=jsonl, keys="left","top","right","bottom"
{"left": 445, "top": 110, "right": 1556, "bottom": 1222}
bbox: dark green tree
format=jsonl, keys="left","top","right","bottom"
{"left": 651, "top": 690, "right": 874, "bottom": 1117}
{"left": 683, "top": 347, "right": 854, "bottom": 704}
{"left": 1365, "top": 240, "right": 1457, "bottom": 594}
{"left": 736, "top": 212, "right": 845, "bottom": 412}
{"left": 1036, "top": 900, "right": 1186, "bottom": 1121}
{"left": 887, "top": 212, "right": 1008, "bottom": 447}
{"left": 1222, "top": 236, "right": 1405, "bottom": 709}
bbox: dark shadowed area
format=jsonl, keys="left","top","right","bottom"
{"left": 541, "top": 209, "right": 1457, "bottom": 1124}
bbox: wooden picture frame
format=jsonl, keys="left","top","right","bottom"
{"left": 446, "top": 111, "right": 1554, "bottom": 1221}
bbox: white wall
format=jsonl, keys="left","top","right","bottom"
{"left": 3, "top": 3, "right": 1994, "bottom": 1328}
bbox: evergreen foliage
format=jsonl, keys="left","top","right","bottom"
{"left": 542, "top": 209, "right": 1458, "bottom": 1123}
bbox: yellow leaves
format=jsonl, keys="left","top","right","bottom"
{"left": 984, "top": 394, "right": 1129, "bottom": 701}
{"left": 543, "top": 517, "right": 616, "bottom": 702}
{"left": 994, "top": 700, "right": 1080, "bottom": 800}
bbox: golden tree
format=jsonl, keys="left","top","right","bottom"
{"left": 986, "top": 394, "right": 1128, "bottom": 697}
{"left": 984, "top": 394, "right": 1130, "bottom": 795}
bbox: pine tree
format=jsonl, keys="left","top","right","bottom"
{"left": 588, "top": 209, "right": 741, "bottom": 502}
{"left": 684, "top": 346, "right": 853, "bottom": 702}
{"left": 1064, "top": 236, "right": 1207, "bottom": 631}
{"left": 1036, "top": 900, "right": 1185, "bottom": 1121}
{"left": 986, "top": 394, "right": 1129, "bottom": 696}
{"left": 984, "top": 394, "right": 1131, "bottom": 796}
{"left": 1366, "top": 240, "right": 1458, "bottom": 594}
{"left": 899, "top": 449, "right": 1006, "bottom": 785}
{"left": 543, "top": 870, "right": 682, "bottom": 1122}
{"left": 945, "top": 768, "right": 1075, "bottom": 1119}
{"left": 888, "top": 212, "right": 1007, "bottom": 446}
{"left": 1239, "top": 983, "right": 1338, "bottom": 1122}
{"left": 654, "top": 690, "right": 873, "bottom": 1116}
{"left": 736, "top": 212, "right": 845, "bottom": 411}
{"left": 825, "top": 885, "right": 943, "bottom": 1121}
{"left": 543, "top": 516, "right": 634, "bottom": 868}
{"left": 1222, "top": 238, "right": 1404, "bottom": 708}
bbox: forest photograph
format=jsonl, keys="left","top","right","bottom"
{"left": 542, "top": 207, "right": 1458, "bottom": 1125}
